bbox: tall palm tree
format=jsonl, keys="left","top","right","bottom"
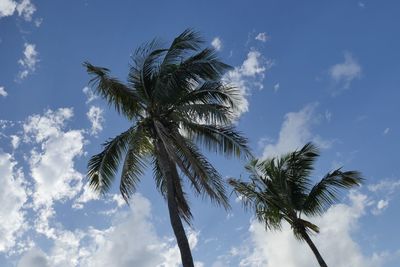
{"left": 84, "top": 29, "right": 250, "bottom": 267}
{"left": 229, "top": 143, "right": 363, "bottom": 267}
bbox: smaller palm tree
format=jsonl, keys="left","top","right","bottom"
{"left": 229, "top": 143, "right": 363, "bottom": 267}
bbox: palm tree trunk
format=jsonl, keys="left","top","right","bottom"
{"left": 155, "top": 138, "right": 194, "bottom": 267}
{"left": 301, "top": 230, "right": 328, "bottom": 267}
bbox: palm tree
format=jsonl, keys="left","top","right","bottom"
{"left": 83, "top": 29, "right": 250, "bottom": 267}
{"left": 229, "top": 143, "right": 363, "bottom": 267}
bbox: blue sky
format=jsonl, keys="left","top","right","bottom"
{"left": 1, "top": 0, "right": 400, "bottom": 266}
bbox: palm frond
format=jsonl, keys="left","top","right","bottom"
{"left": 84, "top": 62, "right": 142, "bottom": 119}
{"left": 87, "top": 126, "right": 136, "bottom": 194}
{"left": 180, "top": 122, "right": 251, "bottom": 159}
{"left": 170, "top": 81, "right": 240, "bottom": 110}
{"left": 128, "top": 39, "right": 167, "bottom": 102}
{"left": 161, "top": 29, "right": 203, "bottom": 67}
{"left": 154, "top": 121, "right": 230, "bottom": 210}
{"left": 120, "top": 127, "right": 153, "bottom": 202}
{"left": 152, "top": 140, "right": 193, "bottom": 223}
{"left": 302, "top": 169, "right": 363, "bottom": 216}
{"left": 175, "top": 103, "right": 233, "bottom": 125}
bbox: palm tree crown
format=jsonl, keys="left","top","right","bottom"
{"left": 229, "top": 142, "right": 363, "bottom": 267}
{"left": 84, "top": 29, "right": 250, "bottom": 267}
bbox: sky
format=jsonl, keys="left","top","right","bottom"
{"left": 1, "top": 0, "right": 400, "bottom": 266}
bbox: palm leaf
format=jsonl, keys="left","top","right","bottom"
{"left": 302, "top": 169, "right": 363, "bottom": 216}
{"left": 120, "top": 127, "right": 153, "bottom": 202}
{"left": 87, "top": 126, "right": 136, "bottom": 194}
{"left": 84, "top": 62, "right": 142, "bottom": 119}
{"left": 180, "top": 122, "right": 251, "bottom": 159}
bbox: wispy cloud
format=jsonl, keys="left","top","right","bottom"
{"left": 383, "top": 128, "right": 390, "bottom": 135}
{"left": 255, "top": 32, "right": 269, "bottom": 42}
{"left": 18, "top": 43, "right": 39, "bottom": 80}
{"left": 83, "top": 86, "right": 98, "bottom": 104}
{"left": 87, "top": 106, "right": 104, "bottom": 136}
{"left": 0, "top": 86, "right": 8, "bottom": 97}
{"left": 329, "top": 52, "right": 361, "bottom": 92}
{"left": 211, "top": 37, "right": 222, "bottom": 51}
{"left": 261, "top": 103, "right": 332, "bottom": 159}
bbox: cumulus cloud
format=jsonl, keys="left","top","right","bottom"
{"left": 211, "top": 37, "right": 222, "bottom": 51}
{"left": 82, "top": 194, "right": 201, "bottom": 267}
{"left": 224, "top": 50, "right": 272, "bottom": 117}
{"left": 87, "top": 106, "right": 104, "bottom": 136}
{"left": 330, "top": 52, "right": 361, "bottom": 91}
{"left": 239, "top": 192, "right": 388, "bottom": 267}
{"left": 0, "top": 0, "right": 36, "bottom": 20}
{"left": 262, "top": 103, "right": 331, "bottom": 159}
{"left": 18, "top": 194, "right": 201, "bottom": 267}
{"left": 17, "top": 248, "right": 49, "bottom": 267}
{"left": 23, "top": 108, "right": 84, "bottom": 208}
{"left": 0, "top": 86, "right": 8, "bottom": 97}
{"left": 18, "top": 43, "right": 39, "bottom": 79}
{"left": 255, "top": 32, "right": 269, "bottom": 42}
{"left": 0, "top": 153, "right": 28, "bottom": 252}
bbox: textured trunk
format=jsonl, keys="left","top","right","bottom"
{"left": 301, "top": 230, "right": 328, "bottom": 267}
{"left": 155, "top": 138, "right": 194, "bottom": 267}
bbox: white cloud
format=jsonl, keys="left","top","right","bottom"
{"left": 241, "top": 51, "right": 267, "bottom": 77}
{"left": 372, "top": 199, "right": 389, "bottom": 215}
{"left": 239, "top": 192, "right": 388, "bottom": 267}
{"left": 383, "top": 128, "right": 390, "bottom": 135}
{"left": 211, "top": 37, "right": 222, "bottom": 51}
{"left": 23, "top": 108, "right": 84, "bottom": 208}
{"left": 87, "top": 106, "right": 104, "bottom": 136}
{"left": 72, "top": 184, "right": 100, "bottom": 209}
{"left": 18, "top": 194, "right": 201, "bottom": 267}
{"left": 325, "top": 110, "right": 332, "bottom": 122}
{"left": 224, "top": 50, "right": 272, "bottom": 117}
{"left": 16, "top": 0, "right": 35, "bottom": 21}
{"left": 18, "top": 43, "right": 39, "bottom": 79}
{"left": 11, "top": 134, "right": 20, "bottom": 149}
{"left": 368, "top": 179, "right": 400, "bottom": 194}
{"left": 82, "top": 86, "right": 98, "bottom": 104}
{"left": 330, "top": 52, "right": 361, "bottom": 90}
{"left": 17, "top": 248, "right": 49, "bottom": 267}
{"left": 0, "top": 86, "right": 8, "bottom": 97}
{"left": 0, "top": 153, "right": 28, "bottom": 252}
{"left": 255, "top": 32, "right": 269, "bottom": 42}
{"left": 262, "top": 103, "right": 331, "bottom": 159}
{"left": 273, "top": 83, "right": 279, "bottom": 92}
{"left": 78, "top": 194, "right": 199, "bottom": 267}
{"left": 0, "top": 0, "right": 35, "bottom": 20}
{"left": 0, "top": 0, "right": 17, "bottom": 18}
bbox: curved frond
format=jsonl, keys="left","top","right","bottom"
{"left": 128, "top": 39, "right": 167, "bottom": 102}
{"left": 120, "top": 127, "right": 153, "bottom": 202}
{"left": 161, "top": 29, "right": 203, "bottom": 67}
{"left": 170, "top": 81, "right": 240, "bottom": 111}
{"left": 87, "top": 127, "right": 136, "bottom": 194}
{"left": 302, "top": 169, "right": 363, "bottom": 216}
{"left": 154, "top": 121, "right": 230, "bottom": 210}
{"left": 175, "top": 103, "right": 233, "bottom": 125}
{"left": 84, "top": 62, "right": 142, "bottom": 119}
{"left": 181, "top": 122, "right": 251, "bottom": 159}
